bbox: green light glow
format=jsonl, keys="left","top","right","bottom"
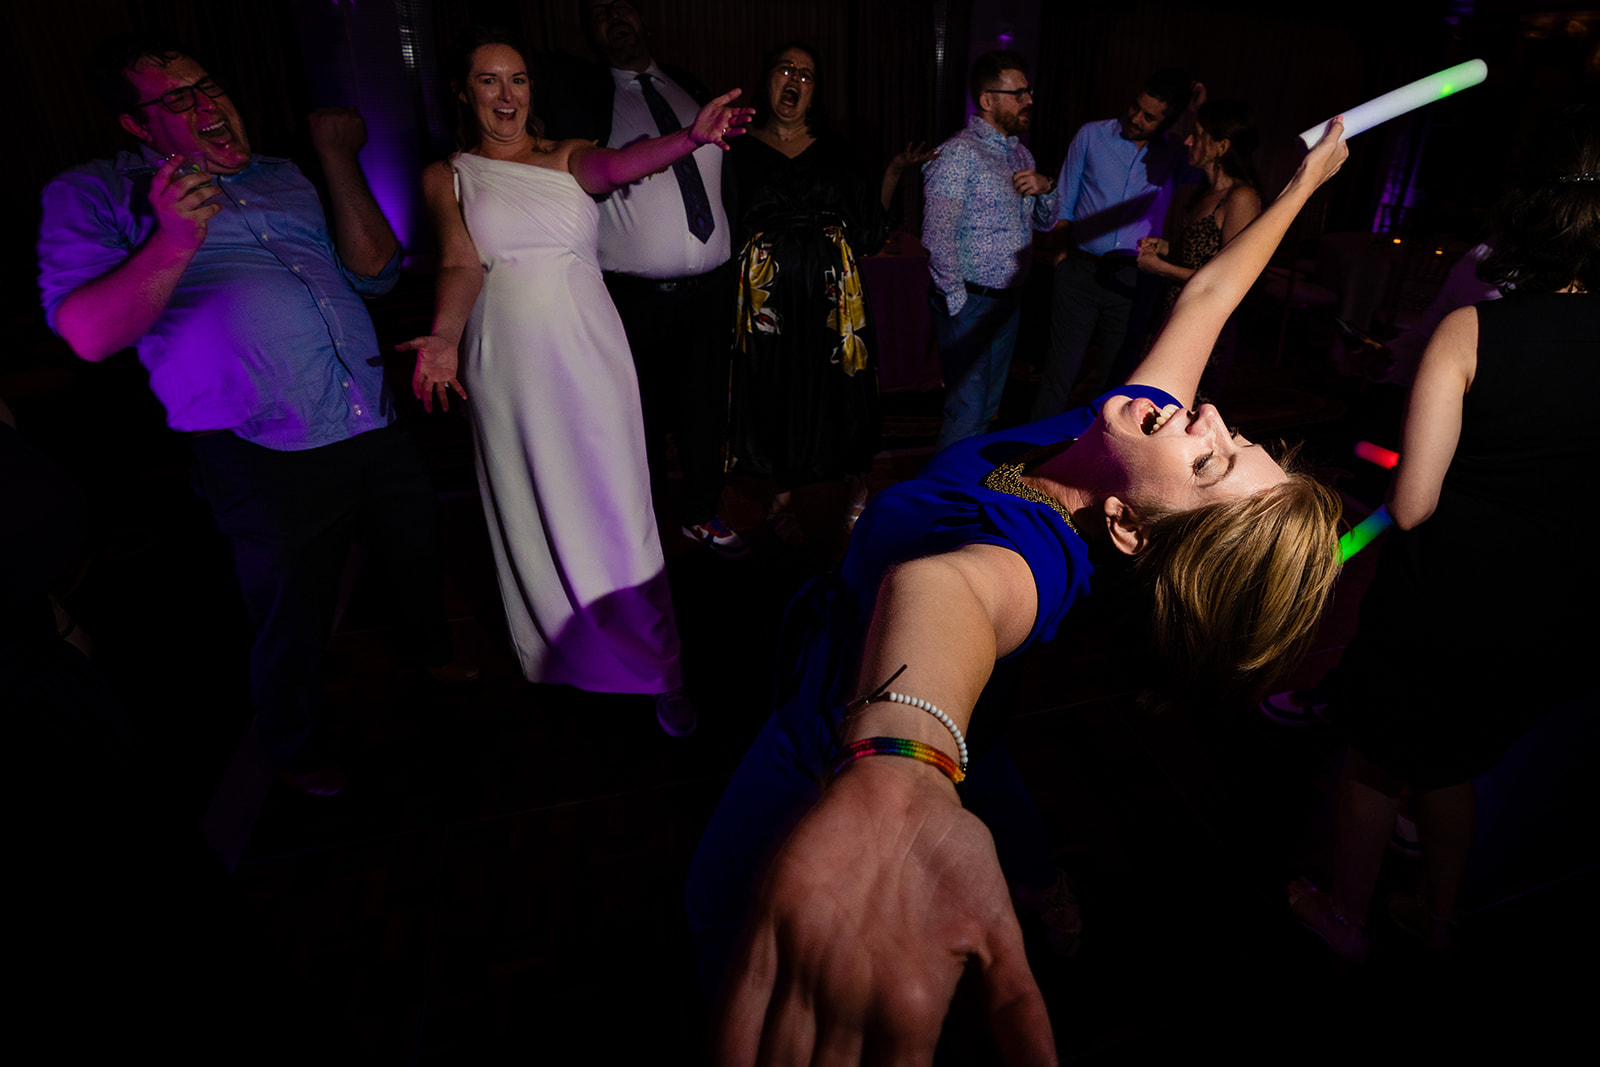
{"left": 1439, "top": 82, "right": 1455, "bottom": 96}
{"left": 1338, "top": 507, "right": 1394, "bottom": 562}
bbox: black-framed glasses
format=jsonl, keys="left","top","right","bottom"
{"left": 774, "top": 63, "right": 814, "bottom": 85}
{"left": 987, "top": 85, "right": 1033, "bottom": 99}
{"left": 134, "top": 77, "right": 227, "bottom": 115}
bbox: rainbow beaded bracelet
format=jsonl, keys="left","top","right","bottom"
{"left": 833, "top": 737, "right": 966, "bottom": 784}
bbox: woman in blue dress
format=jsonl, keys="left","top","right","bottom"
{"left": 694, "top": 122, "right": 1353, "bottom": 1063}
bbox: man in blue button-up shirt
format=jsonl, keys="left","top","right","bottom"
{"left": 922, "top": 51, "right": 1060, "bottom": 451}
{"left": 37, "top": 35, "right": 469, "bottom": 793}
{"left": 1032, "top": 69, "right": 1198, "bottom": 420}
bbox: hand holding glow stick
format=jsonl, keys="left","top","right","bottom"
{"left": 1299, "top": 59, "right": 1487, "bottom": 148}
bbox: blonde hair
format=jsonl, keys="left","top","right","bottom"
{"left": 1134, "top": 468, "right": 1343, "bottom": 692}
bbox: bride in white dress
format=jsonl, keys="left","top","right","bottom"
{"left": 398, "top": 30, "right": 750, "bottom": 736}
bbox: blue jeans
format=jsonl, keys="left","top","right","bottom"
{"left": 932, "top": 289, "right": 1023, "bottom": 452}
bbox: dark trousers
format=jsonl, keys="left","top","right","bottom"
{"left": 190, "top": 423, "right": 451, "bottom": 768}
{"left": 604, "top": 265, "right": 734, "bottom": 526}
{"left": 1032, "top": 252, "right": 1158, "bottom": 419}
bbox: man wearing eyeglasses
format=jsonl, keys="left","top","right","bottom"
{"left": 1031, "top": 68, "right": 1200, "bottom": 420}
{"left": 538, "top": 0, "right": 746, "bottom": 558}
{"left": 36, "top": 35, "right": 472, "bottom": 796}
{"left": 923, "top": 50, "right": 1060, "bottom": 450}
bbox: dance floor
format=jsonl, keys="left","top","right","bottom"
{"left": 13, "top": 272, "right": 1591, "bottom": 1061}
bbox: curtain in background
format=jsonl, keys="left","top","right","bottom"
{"left": 7, "top": 0, "right": 1576, "bottom": 341}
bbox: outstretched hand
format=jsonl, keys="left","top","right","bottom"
{"left": 715, "top": 758, "right": 1057, "bottom": 1066}
{"left": 396, "top": 334, "right": 468, "bottom": 413}
{"left": 690, "top": 89, "right": 755, "bottom": 150}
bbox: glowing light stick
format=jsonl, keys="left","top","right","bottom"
{"left": 1354, "top": 441, "right": 1399, "bottom": 470}
{"left": 1339, "top": 506, "right": 1393, "bottom": 562}
{"left": 1299, "top": 59, "right": 1488, "bottom": 148}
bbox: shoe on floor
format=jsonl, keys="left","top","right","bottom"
{"left": 1387, "top": 895, "right": 1457, "bottom": 955}
{"left": 655, "top": 686, "right": 698, "bottom": 737}
{"left": 1260, "top": 689, "right": 1330, "bottom": 727}
{"left": 426, "top": 657, "right": 481, "bottom": 685}
{"left": 682, "top": 517, "right": 748, "bottom": 557}
{"left": 1011, "top": 869, "right": 1082, "bottom": 957}
{"left": 1288, "top": 876, "right": 1368, "bottom": 962}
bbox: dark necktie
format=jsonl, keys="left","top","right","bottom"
{"left": 636, "top": 73, "right": 715, "bottom": 243}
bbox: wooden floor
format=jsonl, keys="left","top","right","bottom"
{"left": 12, "top": 289, "right": 1592, "bottom": 1061}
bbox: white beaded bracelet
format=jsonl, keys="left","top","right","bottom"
{"left": 881, "top": 691, "right": 968, "bottom": 772}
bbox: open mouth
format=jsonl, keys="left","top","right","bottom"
{"left": 198, "top": 119, "right": 230, "bottom": 141}
{"left": 1140, "top": 400, "right": 1182, "bottom": 435}
{"left": 780, "top": 86, "right": 800, "bottom": 106}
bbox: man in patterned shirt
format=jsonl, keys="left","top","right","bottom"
{"left": 922, "top": 50, "right": 1060, "bottom": 451}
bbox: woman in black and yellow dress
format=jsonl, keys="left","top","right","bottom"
{"left": 729, "top": 42, "right": 932, "bottom": 543}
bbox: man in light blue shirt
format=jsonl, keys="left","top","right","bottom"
{"left": 923, "top": 51, "right": 1060, "bottom": 451}
{"left": 1032, "top": 69, "right": 1198, "bottom": 419}
{"left": 37, "top": 36, "right": 472, "bottom": 793}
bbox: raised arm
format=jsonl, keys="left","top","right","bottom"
{"left": 1125, "top": 119, "right": 1347, "bottom": 407}
{"left": 566, "top": 89, "right": 751, "bottom": 195}
{"left": 716, "top": 545, "right": 1057, "bottom": 1067}
{"left": 51, "top": 157, "right": 221, "bottom": 362}
{"left": 309, "top": 107, "right": 399, "bottom": 277}
{"left": 395, "top": 162, "right": 482, "bottom": 413}
{"left": 1387, "top": 305, "right": 1476, "bottom": 529}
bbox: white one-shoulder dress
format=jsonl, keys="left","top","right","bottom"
{"left": 453, "top": 152, "right": 682, "bottom": 692}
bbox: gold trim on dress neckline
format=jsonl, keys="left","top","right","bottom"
{"left": 980, "top": 439, "right": 1078, "bottom": 534}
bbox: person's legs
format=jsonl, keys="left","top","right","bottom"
{"left": 352, "top": 423, "right": 453, "bottom": 668}
{"left": 979, "top": 298, "right": 1023, "bottom": 430}
{"left": 605, "top": 275, "right": 676, "bottom": 515}
{"left": 1032, "top": 257, "right": 1100, "bottom": 420}
{"left": 933, "top": 291, "right": 1020, "bottom": 451}
{"left": 191, "top": 433, "right": 357, "bottom": 769}
{"left": 1331, "top": 746, "right": 1407, "bottom": 925}
{"left": 671, "top": 267, "right": 736, "bottom": 526}
{"left": 1093, "top": 255, "right": 1144, "bottom": 395}
{"left": 1415, "top": 781, "right": 1475, "bottom": 922}
{"left": 605, "top": 271, "right": 733, "bottom": 528}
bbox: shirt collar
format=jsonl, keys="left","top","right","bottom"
{"left": 614, "top": 61, "right": 666, "bottom": 91}
{"left": 969, "top": 112, "right": 1016, "bottom": 149}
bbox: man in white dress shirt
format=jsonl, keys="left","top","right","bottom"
{"left": 546, "top": 1, "right": 745, "bottom": 557}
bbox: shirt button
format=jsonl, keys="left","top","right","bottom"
{"left": 353, "top": 406, "right": 363, "bottom": 415}
{"left": 292, "top": 265, "right": 301, "bottom": 272}
{"left": 342, "top": 380, "right": 350, "bottom": 388}
{"left": 260, "top": 233, "right": 269, "bottom": 240}
{"left": 238, "top": 199, "right": 246, "bottom": 204}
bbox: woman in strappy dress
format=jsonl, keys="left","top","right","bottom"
{"left": 1137, "top": 99, "right": 1262, "bottom": 394}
